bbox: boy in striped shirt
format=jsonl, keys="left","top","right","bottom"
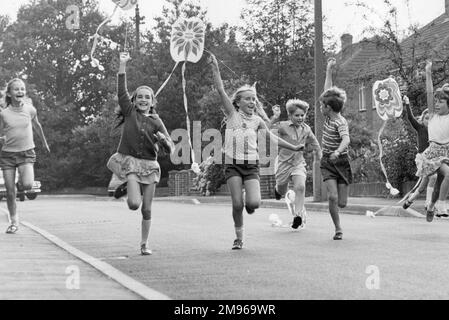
{"left": 319, "top": 58, "right": 353, "bottom": 240}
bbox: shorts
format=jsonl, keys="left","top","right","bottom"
{"left": 275, "top": 160, "right": 307, "bottom": 187}
{"left": 0, "top": 149, "right": 36, "bottom": 170}
{"left": 107, "top": 153, "right": 160, "bottom": 185}
{"left": 320, "top": 154, "right": 353, "bottom": 185}
{"left": 224, "top": 159, "right": 260, "bottom": 182}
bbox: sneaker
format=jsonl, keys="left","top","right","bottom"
{"left": 140, "top": 244, "right": 152, "bottom": 256}
{"left": 274, "top": 188, "right": 282, "bottom": 200}
{"left": 426, "top": 208, "right": 435, "bottom": 223}
{"left": 402, "top": 199, "right": 413, "bottom": 210}
{"left": 291, "top": 215, "right": 302, "bottom": 229}
{"left": 232, "top": 239, "right": 243, "bottom": 250}
{"left": 301, "top": 208, "right": 307, "bottom": 227}
{"left": 114, "top": 182, "right": 127, "bottom": 199}
{"left": 246, "top": 206, "right": 255, "bottom": 214}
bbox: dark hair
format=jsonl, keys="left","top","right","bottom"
{"left": 5, "top": 78, "right": 25, "bottom": 106}
{"left": 319, "top": 86, "right": 347, "bottom": 113}
{"left": 434, "top": 84, "right": 449, "bottom": 102}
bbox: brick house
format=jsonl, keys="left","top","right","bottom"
{"left": 334, "top": 0, "right": 449, "bottom": 133}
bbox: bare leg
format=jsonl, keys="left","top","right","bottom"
{"left": 292, "top": 175, "right": 306, "bottom": 215}
{"left": 3, "top": 169, "right": 17, "bottom": 226}
{"left": 243, "top": 179, "right": 261, "bottom": 214}
{"left": 324, "top": 179, "right": 342, "bottom": 237}
{"left": 17, "top": 163, "right": 34, "bottom": 191}
{"left": 126, "top": 175, "right": 142, "bottom": 211}
{"left": 435, "top": 164, "right": 449, "bottom": 214}
{"left": 407, "top": 176, "right": 429, "bottom": 204}
{"left": 227, "top": 176, "right": 244, "bottom": 241}
{"left": 140, "top": 183, "right": 156, "bottom": 253}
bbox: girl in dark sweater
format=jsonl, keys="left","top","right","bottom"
{"left": 107, "top": 52, "right": 174, "bottom": 255}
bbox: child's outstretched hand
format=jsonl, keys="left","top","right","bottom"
{"left": 327, "top": 57, "right": 337, "bottom": 69}
{"left": 294, "top": 144, "right": 305, "bottom": 152}
{"left": 272, "top": 105, "right": 281, "bottom": 119}
{"left": 119, "top": 52, "right": 130, "bottom": 64}
{"left": 155, "top": 131, "right": 167, "bottom": 141}
{"left": 207, "top": 52, "right": 219, "bottom": 71}
{"left": 403, "top": 95, "right": 410, "bottom": 105}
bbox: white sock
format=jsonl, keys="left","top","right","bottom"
{"left": 235, "top": 227, "right": 244, "bottom": 241}
{"left": 425, "top": 187, "right": 434, "bottom": 208}
{"left": 141, "top": 219, "right": 151, "bottom": 247}
{"left": 435, "top": 201, "right": 448, "bottom": 214}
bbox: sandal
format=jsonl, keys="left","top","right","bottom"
{"left": 5, "top": 224, "right": 19, "bottom": 234}
{"left": 426, "top": 208, "right": 435, "bottom": 223}
{"left": 333, "top": 231, "right": 343, "bottom": 240}
{"left": 402, "top": 199, "right": 413, "bottom": 210}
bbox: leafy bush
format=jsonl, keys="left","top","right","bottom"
{"left": 192, "top": 156, "right": 226, "bottom": 196}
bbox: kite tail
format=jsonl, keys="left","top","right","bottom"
{"left": 181, "top": 62, "right": 198, "bottom": 171}
{"left": 89, "top": 4, "right": 119, "bottom": 69}
{"left": 377, "top": 120, "right": 400, "bottom": 195}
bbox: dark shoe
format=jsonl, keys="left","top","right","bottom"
{"left": 246, "top": 206, "right": 255, "bottom": 214}
{"left": 232, "top": 239, "right": 243, "bottom": 250}
{"left": 5, "top": 224, "right": 19, "bottom": 234}
{"left": 402, "top": 199, "right": 413, "bottom": 210}
{"left": 436, "top": 213, "right": 449, "bottom": 218}
{"left": 274, "top": 188, "right": 282, "bottom": 200}
{"left": 114, "top": 182, "right": 127, "bottom": 199}
{"left": 426, "top": 208, "right": 435, "bottom": 223}
{"left": 291, "top": 215, "right": 302, "bottom": 229}
{"left": 140, "top": 244, "right": 152, "bottom": 255}
{"left": 333, "top": 231, "right": 343, "bottom": 240}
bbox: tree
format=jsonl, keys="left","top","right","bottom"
{"left": 239, "top": 0, "right": 316, "bottom": 119}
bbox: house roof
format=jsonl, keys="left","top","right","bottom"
{"left": 337, "top": 12, "right": 449, "bottom": 82}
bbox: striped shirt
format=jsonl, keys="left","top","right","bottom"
{"left": 322, "top": 115, "right": 349, "bottom": 155}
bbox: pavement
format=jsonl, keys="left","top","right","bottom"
{"left": 0, "top": 194, "right": 446, "bottom": 300}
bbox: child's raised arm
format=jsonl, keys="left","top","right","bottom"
{"left": 425, "top": 60, "right": 434, "bottom": 115}
{"left": 403, "top": 96, "right": 420, "bottom": 131}
{"left": 118, "top": 52, "right": 130, "bottom": 74}
{"left": 324, "top": 58, "right": 336, "bottom": 92}
{"left": 207, "top": 53, "right": 235, "bottom": 117}
{"left": 31, "top": 114, "right": 50, "bottom": 153}
{"left": 117, "top": 52, "right": 133, "bottom": 115}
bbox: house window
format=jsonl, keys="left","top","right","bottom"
{"left": 358, "top": 84, "right": 366, "bottom": 112}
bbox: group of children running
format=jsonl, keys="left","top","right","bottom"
{"left": 2, "top": 52, "right": 448, "bottom": 255}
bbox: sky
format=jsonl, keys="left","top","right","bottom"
{"left": 2, "top": 0, "right": 447, "bottom": 49}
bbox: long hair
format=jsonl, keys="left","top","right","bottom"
{"left": 114, "top": 86, "right": 157, "bottom": 128}
{"left": 5, "top": 78, "right": 25, "bottom": 106}
{"left": 229, "top": 85, "right": 269, "bottom": 121}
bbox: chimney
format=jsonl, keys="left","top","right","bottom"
{"left": 341, "top": 33, "right": 353, "bottom": 60}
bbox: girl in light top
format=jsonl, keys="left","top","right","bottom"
{"left": 0, "top": 78, "right": 50, "bottom": 234}
{"left": 208, "top": 52, "right": 304, "bottom": 250}
{"left": 417, "top": 61, "right": 449, "bottom": 222}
